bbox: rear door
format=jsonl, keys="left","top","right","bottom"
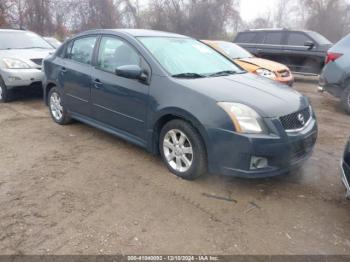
{"left": 60, "top": 36, "right": 98, "bottom": 116}
{"left": 256, "top": 31, "right": 285, "bottom": 63}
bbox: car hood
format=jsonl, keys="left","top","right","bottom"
{"left": 180, "top": 73, "right": 308, "bottom": 118}
{"left": 0, "top": 48, "right": 54, "bottom": 67}
{"left": 236, "top": 57, "right": 289, "bottom": 72}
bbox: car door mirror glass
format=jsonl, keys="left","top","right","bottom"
{"left": 304, "top": 41, "right": 315, "bottom": 48}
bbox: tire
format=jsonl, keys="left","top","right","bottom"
{"left": 303, "top": 59, "right": 321, "bottom": 75}
{"left": 48, "top": 87, "right": 71, "bottom": 125}
{"left": 159, "top": 119, "right": 207, "bottom": 180}
{"left": 0, "top": 76, "right": 11, "bottom": 103}
{"left": 341, "top": 86, "right": 350, "bottom": 115}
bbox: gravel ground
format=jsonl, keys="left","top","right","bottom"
{"left": 0, "top": 79, "right": 350, "bottom": 255}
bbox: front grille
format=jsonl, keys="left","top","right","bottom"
{"left": 278, "top": 70, "right": 290, "bottom": 78}
{"left": 31, "top": 59, "right": 43, "bottom": 66}
{"left": 280, "top": 107, "right": 311, "bottom": 131}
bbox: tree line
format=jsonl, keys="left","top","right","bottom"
{"left": 0, "top": 0, "right": 349, "bottom": 42}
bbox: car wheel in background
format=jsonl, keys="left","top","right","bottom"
{"left": 159, "top": 119, "right": 207, "bottom": 180}
{"left": 48, "top": 87, "right": 71, "bottom": 125}
{"left": 303, "top": 59, "right": 321, "bottom": 75}
{"left": 0, "top": 76, "right": 11, "bottom": 103}
{"left": 341, "top": 86, "right": 350, "bottom": 115}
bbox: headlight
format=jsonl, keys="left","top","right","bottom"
{"left": 3, "top": 58, "right": 31, "bottom": 69}
{"left": 218, "top": 102, "right": 266, "bottom": 134}
{"left": 255, "top": 68, "right": 276, "bottom": 80}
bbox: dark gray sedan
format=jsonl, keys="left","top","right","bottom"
{"left": 43, "top": 29, "right": 318, "bottom": 180}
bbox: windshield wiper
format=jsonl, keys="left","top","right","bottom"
{"left": 172, "top": 73, "right": 207, "bottom": 79}
{"left": 20, "top": 47, "right": 52, "bottom": 49}
{"left": 209, "top": 70, "right": 237, "bottom": 77}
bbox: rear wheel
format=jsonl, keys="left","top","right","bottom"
{"left": 48, "top": 87, "right": 71, "bottom": 125}
{"left": 341, "top": 86, "right": 350, "bottom": 115}
{"left": 159, "top": 119, "right": 207, "bottom": 180}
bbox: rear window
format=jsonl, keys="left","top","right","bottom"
{"left": 235, "top": 32, "right": 256, "bottom": 43}
{"left": 286, "top": 33, "right": 311, "bottom": 46}
{"left": 264, "top": 32, "right": 284, "bottom": 45}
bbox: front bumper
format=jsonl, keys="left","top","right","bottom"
{"left": 1, "top": 68, "right": 44, "bottom": 88}
{"left": 276, "top": 76, "right": 294, "bottom": 87}
{"left": 207, "top": 117, "right": 318, "bottom": 178}
{"left": 341, "top": 160, "right": 350, "bottom": 198}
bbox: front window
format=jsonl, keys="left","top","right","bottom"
{"left": 216, "top": 42, "right": 253, "bottom": 59}
{"left": 0, "top": 31, "right": 53, "bottom": 50}
{"left": 97, "top": 36, "right": 141, "bottom": 73}
{"left": 138, "top": 37, "right": 242, "bottom": 77}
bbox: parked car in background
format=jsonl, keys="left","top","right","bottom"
{"left": 234, "top": 29, "right": 332, "bottom": 75}
{"left": 44, "top": 37, "right": 62, "bottom": 49}
{"left": 0, "top": 29, "right": 54, "bottom": 102}
{"left": 319, "top": 34, "right": 350, "bottom": 114}
{"left": 43, "top": 29, "right": 317, "bottom": 180}
{"left": 203, "top": 40, "right": 294, "bottom": 86}
{"left": 341, "top": 138, "right": 350, "bottom": 198}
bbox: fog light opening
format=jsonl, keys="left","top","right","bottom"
{"left": 250, "top": 156, "right": 268, "bottom": 170}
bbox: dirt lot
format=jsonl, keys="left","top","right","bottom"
{"left": 0, "top": 79, "right": 350, "bottom": 255}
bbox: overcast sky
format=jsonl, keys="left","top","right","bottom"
{"left": 240, "top": 0, "right": 277, "bottom": 21}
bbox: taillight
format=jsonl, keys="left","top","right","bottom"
{"left": 325, "top": 52, "right": 343, "bottom": 64}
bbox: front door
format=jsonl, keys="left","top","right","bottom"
{"left": 91, "top": 36, "right": 150, "bottom": 141}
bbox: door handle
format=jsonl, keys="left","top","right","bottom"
{"left": 93, "top": 79, "right": 103, "bottom": 89}
{"left": 60, "top": 67, "right": 67, "bottom": 74}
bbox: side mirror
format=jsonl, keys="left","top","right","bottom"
{"left": 115, "top": 65, "right": 148, "bottom": 81}
{"left": 304, "top": 41, "right": 315, "bottom": 48}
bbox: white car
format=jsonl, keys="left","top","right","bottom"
{"left": 0, "top": 29, "right": 55, "bottom": 102}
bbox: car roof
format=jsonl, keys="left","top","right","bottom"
{"left": 242, "top": 28, "right": 311, "bottom": 34}
{"left": 76, "top": 29, "right": 189, "bottom": 39}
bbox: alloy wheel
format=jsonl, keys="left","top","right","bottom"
{"left": 163, "top": 129, "right": 193, "bottom": 173}
{"left": 50, "top": 92, "right": 63, "bottom": 121}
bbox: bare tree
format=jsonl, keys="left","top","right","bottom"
{"left": 299, "top": 0, "right": 350, "bottom": 41}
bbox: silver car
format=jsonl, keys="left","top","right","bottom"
{"left": 0, "top": 29, "right": 55, "bottom": 102}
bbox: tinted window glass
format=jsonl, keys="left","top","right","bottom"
{"left": 69, "top": 37, "right": 97, "bottom": 64}
{"left": 264, "top": 32, "right": 283, "bottom": 45}
{"left": 235, "top": 32, "right": 256, "bottom": 43}
{"left": 97, "top": 37, "right": 141, "bottom": 73}
{"left": 287, "top": 33, "right": 311, "bottom": 46}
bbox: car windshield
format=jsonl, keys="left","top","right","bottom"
{"left": 308, "top": 31, "right": 332, "bottom": 45}
{"left": 216, "top": 41, "right": 253, "bottom": 59}
{"left": 0, "top": 31, "right": 53, "bottom": 50}
{"left": 138, "top": 37, "right": 242, "bottom": 77}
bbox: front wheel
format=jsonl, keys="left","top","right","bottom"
{"left": 341, "top": 86, "right": 350, "bottom": 115}
{"left": 48, "top": 87, "right": 71, "bottom": 125}
{"left": 0, "top": 77, "right": 11, "bottom": 103}
{"left": 159, "top": 119, "right": 207, "bottom": 180}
